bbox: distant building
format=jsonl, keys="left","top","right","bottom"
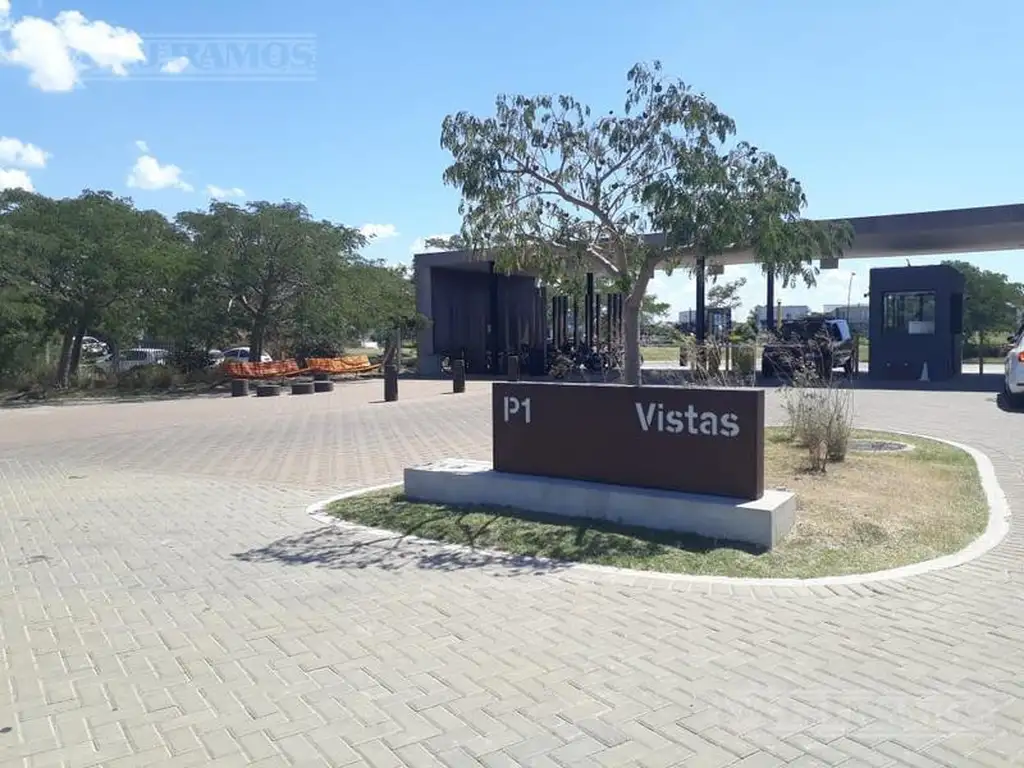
{"left": 752, "top": 304, "right": 811, "bottom": 328}
{"left": 824, "top": 303, "right": 870, "bottom": 332}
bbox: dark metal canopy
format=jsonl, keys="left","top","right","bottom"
{"left": 413, "top": 203, "right": 1024, "bottom": 270}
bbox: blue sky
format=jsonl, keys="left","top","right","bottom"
{"left": 3, "top": 0, "right": 1023, "bottom": 318}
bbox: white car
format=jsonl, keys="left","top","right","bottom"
{"left": 1004, "top": 327, "right": 1024, "bottom": 406}
{"left": 96, "top": 347, "right": 169, "bottom": 373}
{"left": 81, "top": 336, "right": 109, "bottom": 356}
{"left": 221, "top": 346, "right": 272, "bottom": 364}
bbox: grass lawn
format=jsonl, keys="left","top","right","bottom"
{"left": 327, "top": 428, "right": 988, "bottom": 579}
{"left": 640, "top": 346, "right": 680, "bottom": 362}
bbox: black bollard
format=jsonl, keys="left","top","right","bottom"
{"left": 452, "top": 359, "right": 466, "bottom": 393}
{"left": 383, "top": 364, "right": 398, "bottom": 402}
{"left": 507, "top": 355, "right": 520, "bottom": 382}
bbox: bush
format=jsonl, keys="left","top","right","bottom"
{"left": 116, "top": 364, "right": 176, "bottom": 391}
{"left": 782, "top": 367, "right": 854, "bottom": 472}
{"left": 169, "top": 347, "right": 215, "bottom": 373}
{"left": 292, "top": 340, "right": 345, "bottom": 363}
{"left": 732, "top": 344, "right": 756, "bottom": 375}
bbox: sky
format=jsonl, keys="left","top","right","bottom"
{"left": 2, "top": 0, "right": 1024, "bottom": 320}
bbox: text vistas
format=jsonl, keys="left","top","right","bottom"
{"left": 634, "top": 402, "right": 740, "bottom": 438}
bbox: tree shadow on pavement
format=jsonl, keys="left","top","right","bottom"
{"left": 232, "top": 524, "right": 573, "bottom": 577}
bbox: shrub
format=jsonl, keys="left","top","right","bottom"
{"left": 732, "top": 343, "right": 757, "bottom": 375}
{"left": 781, "top": 366, "right": 854, "bottom": 472}
{"left": 293, "top": 340, "right": 345, "bottom": 363}
{"left": 116, "top": 364, "right": 176, "bottom": 391}
{"left": 169, "top": 347, "right": 215, "bottom": 373}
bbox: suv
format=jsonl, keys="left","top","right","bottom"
{"left": 761, "top": 316, "right": 855, "bottom": 379}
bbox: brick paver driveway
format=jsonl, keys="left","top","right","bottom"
{"left": 2, "top": 380, "right": 1023, "bottom": 767}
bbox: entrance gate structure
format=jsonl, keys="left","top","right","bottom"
{"left": 415, "top": 203, "right": 1024, "bottom": 377}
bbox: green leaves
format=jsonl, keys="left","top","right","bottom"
{"left": 438, "top": 61, "right": 850, "bottom": 384}
{"left": 0, "top": 191, "right": 418, "bottom": 381}
{"left": 943, "top": 260, "right": 1024, "bottom": 339}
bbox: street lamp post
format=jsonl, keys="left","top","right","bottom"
{"left": 846, "top": 271, "right": 856, "bottom": 322}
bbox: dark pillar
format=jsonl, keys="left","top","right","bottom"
{"left": 695, "top": 257, "right": 707, "bottom": 343}
{"left": 605, "top": 295, "right": 612, "bottom": 350}
{"left": 383, "top": 364, "right": 398, "bottom": 402}
{"left": 507, "top": 355, "right": 520, "bottom": 381}
{"left": 585, "top": 273, "right": 594, "bottom": 347}
{"left": 572, "top": 295, "right": 579, "bottom": 348}
{"left": 452, "top": 359, "right": 465, "bottom": 393}
{"left": 539, "top": 286, "right": 548, "bottom": 371}
{"left": 488, "top": 262, "right": 499, "bottom": 373}
{"left": 765, "top": 269, "right": 775, "bottom": 332}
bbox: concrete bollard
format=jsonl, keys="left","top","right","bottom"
{"left": 384, "top": 364, "right": 398, "bottom": 402}
{"left": 452, "top": 359, "right": 466, "bottom": 394}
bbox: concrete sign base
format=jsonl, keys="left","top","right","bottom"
{"left": 404, "top": 459, "right": 796, "bottom": 550}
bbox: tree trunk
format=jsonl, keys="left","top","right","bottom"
{"left": 622, "top": 261, "right": 657, "bottom": 386}
{"left": 68, "top": 317, "right": 88, "bottom": 378}
{"left": 54, "top": 324, "right": 75, "bottom": 389}
{"left": 622, "top": 301, "right": 642, "bottom": 385}
{"left": 249, "top": 320, "right": 266, "bottom": 362}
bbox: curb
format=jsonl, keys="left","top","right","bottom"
{"left": 305, "top": 429, "right": 1011, "bottom": 588}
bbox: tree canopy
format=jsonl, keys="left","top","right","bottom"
{"left": 439, "top": 60, "right": 851, "bottom": 383}
{"left": 707, "top": 276, "right": 747, "bottom": 312}
{"left": 944, "top": 260, "right": 1024, "bottom": 341}
{"left": 0, "top": 190, "right": 420, "bottom": 388}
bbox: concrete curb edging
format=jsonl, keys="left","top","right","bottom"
{"left": 304, "top": 429, "right": 1011, "bottom": 588}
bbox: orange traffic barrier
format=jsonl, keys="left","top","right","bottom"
{"left": 221, "top": 359, "right": 306, "bottom": 379}
{"left": 307, "top": 355, "right": 380, "bottom": 375}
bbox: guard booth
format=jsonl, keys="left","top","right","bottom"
{"left": 868, "top": 264, "right": 965, "bottom": 381}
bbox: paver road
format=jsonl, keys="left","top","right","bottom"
{"left": 2, "top": 380, "right": 1024, "bottom": 767}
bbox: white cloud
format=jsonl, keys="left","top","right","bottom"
{"left": 161, "top": 56, "right": 189, "bottom": 75}
{"left": 411, "top": 234, "right": 455, "bottom": 254}
{"left": 134, "top": 139, "right": 149, "bottom": 153}
{"left": 0, "top": 168, "right": 33, "bottom": 191}
{"left": 360, "top": 223, "right": 399, "bottom": 240}
{"left": 206, "top": 184, "right": 245, "bottom": 200}
{"left": 0, "top": 8, "right": 145, "bottom": 92}
{"left": 0, "top": 136, "right": 48, "bottom": 168}
{"left": 127, "top": 154, "right": 192, "bottom": 192}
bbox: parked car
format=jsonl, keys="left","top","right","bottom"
{"left": 761, "top": 316, "right": 855, "bottom": 379}
{"left": 95, "top": 347, "right": 169, "bottom": 374}
{"left": 81, "top": 336, "right": 109, "bottom": 357}
{"left": 221, "top": 346, "right": 273, "bottom": 364}
{"left": 1003, "top": 324, "right": 1024, "bottom": 407}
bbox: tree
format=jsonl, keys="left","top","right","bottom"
{"left": 0, "top": 189, "right": 184, "bottom": 387}
{"left": 943, "top": 260, "right": 1024, "bottom": 345}
{"left": 438, "top": 61, "right": 851, "bottom": 384}
{"left": 175, "top": 201, "right": 367, "bottom": 361}
{"left": 641, "top": 294, "right": 670, "bottom": 326}
{"left": 707, "top": 276, "right": 746, "bottom": 311}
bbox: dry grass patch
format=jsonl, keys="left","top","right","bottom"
{"left": 327, "top": 428, "right": 988, "bottom": 579}
{"left": 762, "top": 429, "right": 987, "bottom": 576}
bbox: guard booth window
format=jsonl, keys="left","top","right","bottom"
{"left": 882, "top": 291, "right": 936, "bottom": 335}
